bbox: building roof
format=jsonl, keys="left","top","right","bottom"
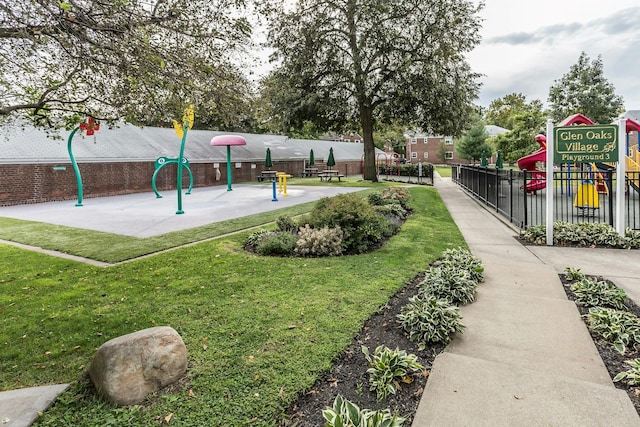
{"left": 484, "top": 125, "right": 510, "bottom": 136}
{"left": 0, "top": 124, "right": 381, "bottom": 164}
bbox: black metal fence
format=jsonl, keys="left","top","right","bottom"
{"left": 452, "top": 165, "right": 640, "bottom": 231}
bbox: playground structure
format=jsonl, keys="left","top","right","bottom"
{"left": 67, "top": 117, "right": 101, "bottom": 206}
{"left": 517, "top": 114, "right": 640, "bottom": 206}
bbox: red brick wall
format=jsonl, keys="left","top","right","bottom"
{"left": 0, "top": 159, "right": 360, "bottom": 206}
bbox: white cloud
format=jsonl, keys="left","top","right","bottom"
{"left": 471, "top": 1, "right": 640, "bottom": 109}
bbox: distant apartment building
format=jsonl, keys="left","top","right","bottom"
{"left": 405, "top": 134, "right": 462, "bottom": 164}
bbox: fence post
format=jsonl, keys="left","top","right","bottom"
{"left": 523, "top": 170, "right": 528, "bottom": 228}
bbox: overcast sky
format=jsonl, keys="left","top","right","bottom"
{"left": 470, "top": 0, "right": 640, "bottom": 110}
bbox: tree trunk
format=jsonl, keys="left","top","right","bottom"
{"left": 360, "top": 105, "right": 378, "bottom": 182}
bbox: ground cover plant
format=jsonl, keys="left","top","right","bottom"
{"left": 522, "top": 222, "right": 640, "bottom": 249}
{"left": 0, "top": 186, "right": 465, "bottom": 425}
{"left": 561, "top": 269, "right": 640, "bottom": 414}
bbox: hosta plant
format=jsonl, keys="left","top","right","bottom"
{"left": 322, "top": 395, "right": 406, "bottom": 427}
{"left": 614, "top": 358, "right": 640, "bottom": 386}
{"left": 439, "top": 248, "right": 484, "bottom": 283}
{"left": 419, "top": 266, "right": 477, "bottom": 305}
{"left": 587, "top": 307, "right": 640, "bottom": 354}
{"left": 362, "top": 345, "right": 424, "bottom": 401}
{"left": 397, "top": 295, "right": 464, "bottom": 349}
{"left": 563, "top": 267, "right": 585, "bottom": 281}
{"left": 570, "top": 278, "right": 627, "bottom": 309}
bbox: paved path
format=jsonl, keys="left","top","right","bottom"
{"left": 412, "top": 176, "right": 640, "bottom": 426}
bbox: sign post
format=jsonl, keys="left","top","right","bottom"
{"left": 616, "top": 118, "right": 627, "bottom": 236}
{"left": 546, "top": 119, "right": 554, "bottom": 246}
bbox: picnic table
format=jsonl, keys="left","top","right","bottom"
{"left": 302, "top": 167, "right": 319, "bottom": 177}
{"left": 318, "top": 170, "right": 344, "bottom": 182}
{"left": 256, "top": 170, "right": 279, "bottom": 182}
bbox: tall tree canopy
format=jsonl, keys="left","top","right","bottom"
{"left": 265, "top": 0, "right": 483, "bottom": 181}
{"left": 0, "top": 0, "right": 253, "bottom": 129}
{"left": 548, "top": 52, "right": 624, "bottom": 125}
{"left": 486, "top": 93, "right": 545, "bottom": 163}
{"left": 456, "top": 116, "right": 490, "bottom": 162}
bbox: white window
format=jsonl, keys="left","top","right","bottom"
{"left": 445, "top": 151, "right": 454, "bottom": 159}
{"left": 423, "top": 152, "right": 429, "bottom": 159}
{"left": 411, "top": 152, "right": 418, "bottom": 158}
{"left": 445, "top": 136, "right": 453, "bottom": 145}
{"left": 410, "top": 137, "right": 417, "bottom": 144}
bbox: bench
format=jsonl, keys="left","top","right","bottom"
{"left": 256, "top": 170, "right": 279, "bottom": 182}
{"left": 302, "top": 167, "right": 319, "bottom": 177}
{"left": 318, "top": 170, "right": 345, "bottom": 182}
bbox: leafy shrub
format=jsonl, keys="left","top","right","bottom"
{"left": 367, "top": 192, "right": 385, "bottom": 206}
{"left": 381, "top": 187, "right": 411, "bottom": 209}
{"left": 308, "top": 193, "right": 393, "bottom": 254}
{"left": 276, "top": 214, "right": 298, "bottom": 233}
{"left": 372, "top": 203, "right": 408, "bottom": 220}
{"left": 294, "top": 224, "right": 343, "bottom": 257}
{"left": 439, "top": 248, "right": 484, "bottom": 283}
{"left": 255, "top": 232, "right": 297, "bottom": 256}
{"left": 322, "top": 395, "right": 406, "bottom": 427}
{"left": 570, "top": 278, "right": 627, "bottom": 309}
{"left": 397, "top": 295, "right": 464, "bottom": 349}
{"left": 563, "top": 267, "right": 585, "bottom": 281}
{"left": 362, "top": 345, "right": 424, "bottom": 401}
{"left": 614, "top": 358, "right": 640, "bottom": 386}
{"left": 587, "top": 307, "right": 640, "bottom": 354}
{"left": 245, "top": 230, "right": 275, "bottom": 249}
{"left": 419, "top": 266, "right": 477, "bottom": 305}
{"left": 522, "top": 222, "right": 640, "bottom": 249}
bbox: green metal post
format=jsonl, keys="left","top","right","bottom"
{"left": 176, "top": 120, "right": 189, "bottom": 214}
{"left": 67, "top": 126, "right": 83, "bottom": 206}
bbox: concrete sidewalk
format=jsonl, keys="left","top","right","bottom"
{"left": 412, "top": 177, "right": 640, "bottom": 426}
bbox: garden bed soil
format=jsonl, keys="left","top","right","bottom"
{"left": 560, "top": 274, "right": 640, "bottom": 415}
{"left": 278, "top": 273, "right": 446, "bottom": 426}
{"left": 278, "top": 272, "right": 640, "bottom": 425}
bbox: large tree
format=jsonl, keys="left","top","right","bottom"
{"left": 486, "top": 93, "right": 546, "bottom": 163}
{"left": 456, "top": 117, "right": 490, "bottom": 162}
{"left": 548, "top": 52, "right": 624, "bottom": 125}
{"left": 0, "top": 0, "right": 253, "bottom": 130}
{"left": 265, "top": 0, "right": 483, "bottom": 181}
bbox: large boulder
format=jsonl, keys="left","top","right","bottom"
{"left": 89, "top": 326, "right": 187, "bottom": 406}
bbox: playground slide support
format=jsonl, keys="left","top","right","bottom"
{"left": 545, "top": 119, "right": 554, "bottom": 246}
{"left": 616, "top": 118, "right": 627, "bottom": 236}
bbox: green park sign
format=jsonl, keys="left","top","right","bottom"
{"left": 554, "top": 125, "right": 618, "bottom": 163}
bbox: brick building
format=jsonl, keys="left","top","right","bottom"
{"left": 404, "top": 134, "right": 461, "bottom": 164}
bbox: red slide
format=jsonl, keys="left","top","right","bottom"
{"left": 517, "top": 135, "right": 547, "bottom": 193}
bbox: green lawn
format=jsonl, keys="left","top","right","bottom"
{"left": 0, "top": 186, "right": 465, "bottom": 426}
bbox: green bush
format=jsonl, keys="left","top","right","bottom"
{"left": 322, "top": 395, "right": 406, "bottom": 427}
{"left": 276, "top": 214, "right": 298, "bottom": 233}
{"left": 570, "top": 278, "right": 627, "bottom": 309}
{"left": 381, "top": 187, "right": 411, "bottom": 210}
{"left": 294, "top": 224, "right": 343, "bottom": 257}
{"left": 397, "top": 295, "right": 464, "bottom": 349}
{"left": 367, "top": 192, "right": 385, "bottom": 206}
{"left": 255, "top": 232, "right": 297, "bottom": 256}
{"left": 372, "top": 203, "right": 408, "bottom": 220}
{"left": 563, "top": 267, "right": 585, "bottom": 281}
{"left": 245, "top": 230, "right": 275, "bottom": 249}
{"left": 587, "top": 307, "right": 640, "bottom": 354}
{"left": 419, "top": 266, "right": 477, "bottom": 305}
{"left": 362, "top": 345, "right": 424, "bottom": 401}
{"left": 308, "top": 193, "right": 393, "bottom": 254}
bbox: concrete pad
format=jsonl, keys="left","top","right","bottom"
{"left": 412, "top": 353, "right": 639, "bottom": 427}
{"left": 448, "top": 286, "right": 611, "bottom": 385}
{"left": 0, "top": 384, "right": 69, "bottom": 427}
{"left": 468, "top": 242, "right": 543, "bottom": 265}
{"left": 0, "top": 184, "right": 364, "bottom": 238}
{"left": 481, "top": 262, "right": 568, "bottom": 300}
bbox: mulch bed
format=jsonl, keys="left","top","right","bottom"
{"left": 559, "top": 274, "right": 640, "bottom": 415}
{"left": 278, "top": 272, "right": 446, "bottom": 426}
